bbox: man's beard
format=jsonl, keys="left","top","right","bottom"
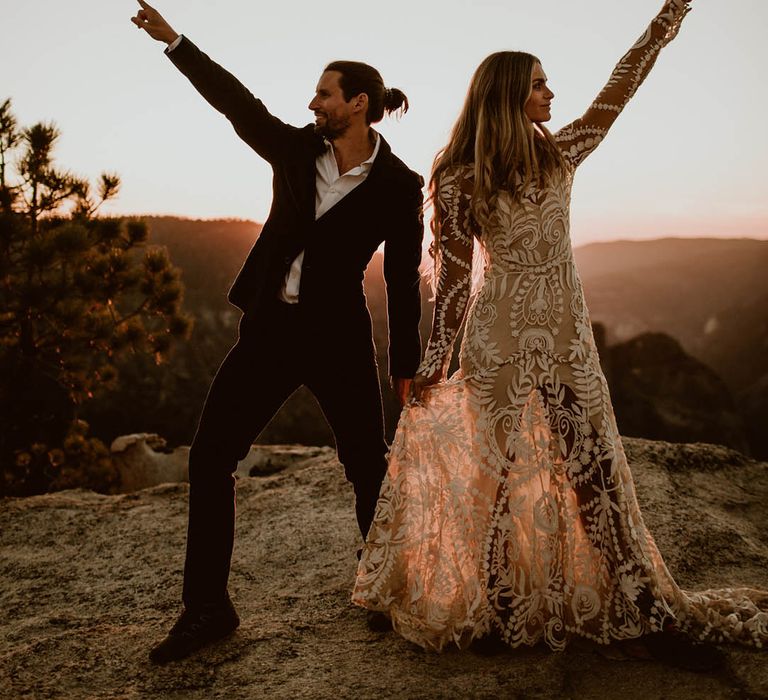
{"left": 314, "top": 113, "right": 351, "bottom": 139}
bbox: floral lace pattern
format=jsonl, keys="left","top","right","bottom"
{"left": 352, "top": 0, "right": 768, "bottom": 652}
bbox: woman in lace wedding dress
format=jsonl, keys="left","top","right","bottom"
{"left": 352, "top": 0, "right": 768, "bottom": 653}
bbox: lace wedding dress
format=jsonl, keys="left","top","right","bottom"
{"left": 352, "top": 0, "right": 768, "bottom": 652}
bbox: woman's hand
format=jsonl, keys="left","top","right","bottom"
{"left": 131, "top": 0, "right": 179, "bottom": 45}
{"left": 411, "top": 370, "right": 442, "bottom": 403}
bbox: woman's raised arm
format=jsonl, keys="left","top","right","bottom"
{"left": 555, "top": 0, "right": 692, "bottom": 168}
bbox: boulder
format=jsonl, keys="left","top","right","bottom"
{"left": 111, "top": 434, "right": 336, "bottom": 493}
{"left": 607, "top": 332, "right": 750, "bottom": 453}
{"left": 110, "top": 433, "right": 189, "bottom": 493}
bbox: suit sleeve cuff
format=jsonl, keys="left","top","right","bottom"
{"left": 165, "top": 34, "right": 183, "bottom": 53}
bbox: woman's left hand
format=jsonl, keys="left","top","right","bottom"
{"left": 411, "top": 371, "right": 442, "bottom": 403}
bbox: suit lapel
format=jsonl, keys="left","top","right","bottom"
{"left": 314, "top": 135, "right": 393, "bottom": 225}
{"left": 302, "top": 156, "right": 317, "bottom": 222}
{"left": 301, "top": 132, "right": 325, "bottom": 221}
{"left": 275, "top": 137, "right": 322, "bottom": 260}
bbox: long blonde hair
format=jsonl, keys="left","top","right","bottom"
{"left": 430, "top": 51, "right": 566, "bottom": 237}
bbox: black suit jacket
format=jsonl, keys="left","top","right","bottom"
{"left": 166, "top": 37, "right": 424, "bottom": 378}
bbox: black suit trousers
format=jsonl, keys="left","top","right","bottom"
{"left": 182, "top": 300, "right": 388, "bottom": 609}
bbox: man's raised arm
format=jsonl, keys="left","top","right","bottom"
{"left": 130, "top": 1, "right": 297, "bottom": 164}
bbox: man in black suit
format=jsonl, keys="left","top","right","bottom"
{"left": 131, "top": 1, "right": 423, "bottom": 663}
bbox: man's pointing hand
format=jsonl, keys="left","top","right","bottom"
{"left": 131, "top": 0, "right": 179, "bottom": 45}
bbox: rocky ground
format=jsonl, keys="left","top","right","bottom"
{"left": 1, "top": 439, "right": 768, "bottom": 700}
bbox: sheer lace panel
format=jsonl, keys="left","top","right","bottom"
{"left": 418, "top": 166, "right": 475, "bottom": 380}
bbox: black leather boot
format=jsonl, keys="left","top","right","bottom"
{"left": 149, "top": 596, "right": 240, "bottom": 664}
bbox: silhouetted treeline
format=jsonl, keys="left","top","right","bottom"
{"left": 0, "top": 101, "right": 190, "bottom": 496}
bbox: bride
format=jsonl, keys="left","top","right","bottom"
{"left": 353, "top": 0, "right": 768, "bottom": 655}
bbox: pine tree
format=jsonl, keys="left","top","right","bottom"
{"left": 0, "top": 98, "right": 192, "bottom": 495}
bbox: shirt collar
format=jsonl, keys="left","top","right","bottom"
{"left": 323, "top": 131, "right": 381, "bottom": 175}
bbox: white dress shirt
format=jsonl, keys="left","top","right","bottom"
{"left": 279, "top": 135, "right": 380, "bottom": 303}
{"left": 167, "top": 35, "right": 183, "bottom": 51}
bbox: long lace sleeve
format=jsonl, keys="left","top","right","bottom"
{"left": 555, "top": 0, "right": 691, "bottom": 167}
{"left": 417, "top": 167, "right": 474, "bottom": 380}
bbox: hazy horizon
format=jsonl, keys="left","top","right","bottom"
{"left": 123, "top": 213, "right": 768, "bottom": 247}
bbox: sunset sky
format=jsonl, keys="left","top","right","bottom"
{"left": 3, "top": 0, "right": 767, "bottom": 245}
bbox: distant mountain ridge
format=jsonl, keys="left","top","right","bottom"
{"left": 574, "top": 236, "right": 768, "bottom": 458}
{"left": 89, "top": 219, "right": 766, "bottom": 457}
{"left": 573, "top": 237, "right": 768, "bottom": 393}
{"left": 139, "top": 221, "right": 768, "bottom": 386}
{"left": 132, "top": 216, "right": 262, "bottom": 309}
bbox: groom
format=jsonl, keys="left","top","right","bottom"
{"left": 131, "top": 2, "right": 424, "bottom": 663}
